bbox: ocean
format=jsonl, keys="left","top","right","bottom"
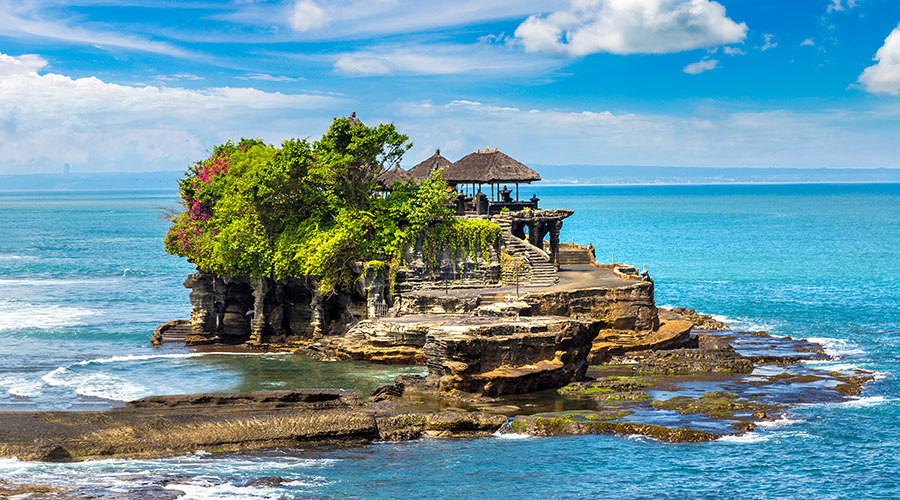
{"left": 0, "top": 184, "right": 898, "bottom": 499}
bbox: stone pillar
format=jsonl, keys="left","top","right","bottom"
{"left": 550, "top": 220, "right": 562, "bottom": 271}
{"left": 527, "top": 221, "right": 540, "bottom": 247}
{"left": 248, "top": 277, "right": 270, "bottom": 345}
{"left": 184, "top": 272, "right": 219, "bottom": 345}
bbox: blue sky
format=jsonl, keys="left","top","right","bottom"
{"left": 1, "top": 0, "right": 899, "bottom": 174}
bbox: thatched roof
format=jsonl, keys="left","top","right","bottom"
{"left": 442, "top": 150, "right": 541, "bottom": 184}
{"left": 376, "top": 165, "right": 412, "bottom": 189}
{"left": 408, "top": 149, "right": 451, "bottom": 182}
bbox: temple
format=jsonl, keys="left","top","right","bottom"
{"left": 156, "top": 133, "right": 689, "bottom": 400}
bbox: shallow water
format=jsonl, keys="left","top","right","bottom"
{"left": 1, "top": 184, "right": 899, "bottom": 498}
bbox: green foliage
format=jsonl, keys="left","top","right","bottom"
{"left": 164, "top": 116, "right": 498, "bottom": 295}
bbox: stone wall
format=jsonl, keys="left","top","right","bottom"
{"left": 394, "top": 227, "right": 502, "bottom": 292}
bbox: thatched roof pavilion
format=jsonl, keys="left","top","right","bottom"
{"left": 442, "top": 149, "right": 540, "bottom": 185}
{"left": 375, "top": 165, "right": 412, "bottom": 190}
{"left": 408, "top": 149, "right": 451, "bottom": 182}
{"left": 442, "top": 149, "right": 540, "bottom": 202}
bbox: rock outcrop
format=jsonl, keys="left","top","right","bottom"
{"left": 0, "top": 390, "right": 377, "bottom": 462}
{"left": 424, "top": 317, "right": 602, "bottom": 396}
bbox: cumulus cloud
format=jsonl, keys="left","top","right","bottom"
{"left": 513, "top": 0, "right": 747, "bottom": 56}
{"left": 761, "top": 33, "right": 777, "bottom": 51}
{"left": 857, "top": 24, "right": 900, "bottom": 95}
{"left": 290, "top": 0, "right": 329, "bottom": 32}
{"left": 683, "top": 59, "right": 718, "bottom": 74}
{"left": 800, "top": 38, "right": 815, "bottom": 47}
{"left": 394, "top": 99, "right": 900, "bottom": 169}
{"left": 0, "top": 52, "right": 337, "bottom": 174}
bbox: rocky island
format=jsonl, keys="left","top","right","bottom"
{"left": 0, "top": 115, "right": 874, "bottom": 463}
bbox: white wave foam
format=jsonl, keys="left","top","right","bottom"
{"left": 493, "top": 431, "right": 532, "bottom": 440}
{"left": 0, "top": 254, "right": 35, "bottom": 261}
{"left": 717, "top": 433, "right": 770, "bottom": 443}
{"left": 709, "top": 314, "right": 775, "bottom": 332}
{"left": 0, "top": 376, "right": 43, "bottom": 398}
{"left": 37, "top": 352, "right": 291, "bottom": 402}
{"left": 805, "top": 337, "right": 864, "bottom": 359}
{"left": 840, "top": 396, "right": 892, "bottom": 408}
{"left": 71, "top": 351, "right": 291, "bottom": 367}
{"left": 755, "top": 415, "right": 803, "bottom": 428}
{"left": 41, "top": 367, "right": 149, "bottom": 401}
{"left": 165, "top": 478, "right": 328, "bottom": 499}
{"left": 0, "top": 300, "right": 101, "bottom": 330}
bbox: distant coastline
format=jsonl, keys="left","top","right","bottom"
{"left": 3, "top": 166, "right": 900, "bottom": 192}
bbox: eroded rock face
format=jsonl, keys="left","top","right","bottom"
{"left": 323, "top": 319, "right": 433, "bottom": 364}
{"left": 423, "top": 317, "right": 602, "bottom": 396}
{"left": 522, "top": 282, "right": 659, "bottom": 331}
{"left": 182, "top": 272, "right": 370, "bottom": 346}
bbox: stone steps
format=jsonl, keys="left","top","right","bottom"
{"left": 493, "top": 215, "right": 558, "bottom": 287}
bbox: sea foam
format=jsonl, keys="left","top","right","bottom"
{"left": 0, "top": 300, "right": 100, "bottom": 331}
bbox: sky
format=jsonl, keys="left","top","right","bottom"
{"left": 1, "top": 0, "right": 899, "bottom": 174}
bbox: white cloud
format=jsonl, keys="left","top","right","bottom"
{"left": 683, "top": 59, "right": 718, "bottom": 74}
{"left": 513, "top": 0, "right": 747, "bottom": 57}
{"left": 237, "top": 73, "right": 306, "bottom": 82}
{"left": 761, "top": 33, "right": 778, "bottom": 51}
{"left": 827, "top": 0, "right": 858, "bottom": 13}
{"left": 290, "top": 0, "right": 329, "bottom": 32}
{"left": 233, "top": 0, "right": 567, "bottom": 39}
{"left": 722, "top": 46, "right": 745, "bottom": 55}
{"left": 153, "top": 73, "right": 205, "bottom": 82}
{"left": 333, "top": 44, "right": 560, "bottom": 76}
{"left": 394, "top": 99, "right": 900, "bottom": 169}
{"left": 800, "top": 38, "right": 815, "bottom": 47}
{"left": 0, "top": 52, "right": 337, "bottom": 174}
{"left": 857, "top": 24, "right": 900, "bottom": 95}
{"left": 0, "top": 1, "right": 193, "bottom": 59}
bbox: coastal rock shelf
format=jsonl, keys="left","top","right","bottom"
{"left": 0, "top": 328, "right": 875, "bottom": 462}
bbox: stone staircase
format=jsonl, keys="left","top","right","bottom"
{"left": 493, "top": 215, "right": 558, "bottom": 286}
{"left": 557, "top": 243, "right": 595, "bottom": 265}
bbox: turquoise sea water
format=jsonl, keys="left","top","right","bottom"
{"left": 1, "top": 184, "right": 898, "bottom": 498}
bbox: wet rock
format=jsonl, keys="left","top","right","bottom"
{"left": 650, "top": 391, "right": 777, "bottom": 419}
{"left": 370, "top": 383, "right": 405, "bottom": 402}
{"left": 395, "top": 374, "right": 427, "bottom": 387}
{"left": 376, "top": 413, "right": 427, "bottom": 441}
{"left": 244, "top": 476, "right": 290, "bottom": 487}
{"left": 697, "top": 333, "right": 733, "bottom": 350}
{"left": 424, "top": 411, "right": 507, "bottom": 436}
{"left": 635, "top": 348, "right": 754, "bottom": 375}
{"left": 0, "top": 390, "right": 377, "bottom": 462}
{"left": 664, "top": 307, "right": 730, "bottom": 330}
{"left": 511, "top": 414, "right": 719, "bottom": 443}
{"left": 20, "top": 443, "right": 72, "bottom": 462}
